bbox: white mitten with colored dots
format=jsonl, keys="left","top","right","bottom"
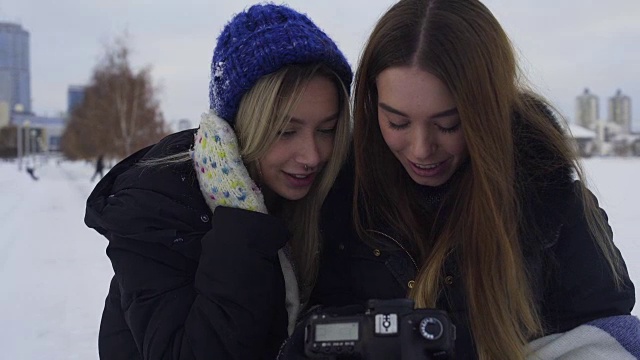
{"left": 192, "top": 111, "right": 267, "bottom": 214}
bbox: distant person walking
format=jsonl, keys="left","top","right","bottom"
{"left": 91, "top": 155, "right": 104, "bottom": 181}
{"left": 26, "top": 166, "right": 39, "bottom": 181}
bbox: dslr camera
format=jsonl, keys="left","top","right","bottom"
{"left": 304, "top": 299, "right": 455, "bottom": 359}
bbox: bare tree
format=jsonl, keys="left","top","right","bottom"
{"left": 62, "top": 36, "right": 169, "bottom": 160}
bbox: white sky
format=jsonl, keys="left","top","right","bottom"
{"left": 0, "top": 157, "right": 638, "bottom": 358}
{"left": 2, "top": 0, "right": 639, "bottom": 130}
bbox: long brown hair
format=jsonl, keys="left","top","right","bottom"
{"left": 353, "top": 0, "right": 624, "bottom": 358}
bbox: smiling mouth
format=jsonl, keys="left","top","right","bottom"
{"left": 289, "top": 174, "right": 312, "bottom": 179}
{"left": 412, "top": 161, "right": 444, "bottom": 169}
{"left": 283, "top": 171, "right": 317, "bottom": 181}
{"left": 283, "top": 171, "right": 317, "bottom": 188}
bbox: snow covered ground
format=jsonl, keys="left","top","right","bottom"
{"left": 0, "top": 156, "right": 638, "bottom": 359}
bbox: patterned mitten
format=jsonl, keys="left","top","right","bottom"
{"left": 192, "top": 111, "right": 267, "bottom": 214}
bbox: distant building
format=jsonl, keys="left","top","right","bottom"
{"left": 633, "top": 139, "right": 640, "bottom": 156}
{"left": 608, "top": 89, "right": 631, "bottom": 134}
{"left": 575, "top": 88, "right": 599, "bottom": 130}
{"left": 0, "top": 100, "right": 9, "bottom": 128}
{"left": 572, "top": 88, "right": 639, "bottom": 156}
{"left": 610, "top": 133, "right": 640, "bottom": 157}
{"left": 567, "top": 123, "right": 596, "bottom": 157}
{"left": 12, "top": 113, "right": 65, "bottom": 151}
{"left": 67, "top": 85, "right": 86, "bottom": 114}
{"left": 0, "top": 22, "right": 30, "bottom": 114}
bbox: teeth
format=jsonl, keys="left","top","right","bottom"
{"left": 292, "top": 174, "right": 307, "bottom": 179}
{"left": 415, "top": 163, "right": 438, "bottom": 169}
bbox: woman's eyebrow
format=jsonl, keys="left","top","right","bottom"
{"left": 289, "top": 113, "right": 339, "bottom": 124}
{"left": 378, "top": 102, "right": 408, "bottom": 117}
{"left": 379, "top": 102, "right": 458, "bottom": 120}
{"left": 430, "top": 107, "right": 458, "bottom": 120}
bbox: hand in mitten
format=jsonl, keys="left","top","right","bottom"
{"left": 192, "top": 111, "right": 267, "bottom": 213}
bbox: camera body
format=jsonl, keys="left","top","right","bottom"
{"left": 304, "top": 299, "right": 455, "bottom": 360}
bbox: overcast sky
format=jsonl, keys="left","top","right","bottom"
{"left": 3, "top": 0, "right": 639, "bottom": 130}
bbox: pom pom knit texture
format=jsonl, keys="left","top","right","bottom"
{"left": 191, "top": 112, "right": 267, "bottom": 214}
{"left": 209, "top": 3, "right": 352, "bottom": 124}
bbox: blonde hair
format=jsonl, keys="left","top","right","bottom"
{"left": 142, "top": 63, "right": 351, "bottom": 295}
{"left": 235, "top": 63, "right": 351, "bottom": 293}
{"left": 353, "top": 0, "right": 624, "bottom": 359}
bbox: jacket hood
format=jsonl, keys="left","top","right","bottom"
{"left": 512, "top": 99, "right": 578, "bottom": 251}
{"left": 513, "top": 99, "right": 574, "bottom": 194}
{"left": 84, "top": 129, "right": 212, "bottom": 248}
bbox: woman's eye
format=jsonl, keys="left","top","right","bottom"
{"left": 318, "top": 127, "right": 336, "bottom": 135}
{"left": 278, "top": 129, "right": 295, "bottom": 137}
{"left": 388, "top": 121, "right": 409, "bottom": 130}
{"left": 438, "top": 123, "right": 461, "bottom": 133}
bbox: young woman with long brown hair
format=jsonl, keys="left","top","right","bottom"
{"left": 284, "top": 0, "right": 637, "bottom": 359}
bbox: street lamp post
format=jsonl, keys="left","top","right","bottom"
{"left": 17, "top": 123, "right": 23, "bottom": 170}
{"left": 23, "top": 120, "right": 30, "bottom": 168}
{"left": 31, "top": 128, "right": 38, "bottom": 167}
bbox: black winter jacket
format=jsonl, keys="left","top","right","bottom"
{"left": 309, "top": 119, "right": 636, "bottom": 359}
{"left": 85, "top": 130, "right": 289, "bottom": 359}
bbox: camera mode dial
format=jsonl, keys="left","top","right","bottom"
{"left": 418, "top": 317, "right": 444, "bottom": 340}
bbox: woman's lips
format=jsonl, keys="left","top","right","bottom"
{"left": 284, "top": 171, "right": 316, "bottom": 187}
{"left": 409, "top": 159, "right": 449, "bottom": 178}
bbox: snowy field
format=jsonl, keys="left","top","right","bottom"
{"left": 0, "top": 156, "right": 638, "bottom": 359}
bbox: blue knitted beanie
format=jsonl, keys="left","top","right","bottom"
{"left": 209, "top": 3, "right": 353, "bottom": 124}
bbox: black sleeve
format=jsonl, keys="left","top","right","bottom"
{"left": 106, "top": 206, "right": 289, "bottom": 360}
{"left": 542, "top": 186, "right": 636, "bottom": 333}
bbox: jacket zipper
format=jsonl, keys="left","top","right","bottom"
{"left": 366, "top": 229, "right": 419, "bottom": 271}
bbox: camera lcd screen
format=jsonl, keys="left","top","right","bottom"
{"left": 315, "top": 322, "right": 359, "bottom": 342}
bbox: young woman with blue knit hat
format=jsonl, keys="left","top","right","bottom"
{"left": 84, "top": 4, "right": 352, "bottom": 359}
